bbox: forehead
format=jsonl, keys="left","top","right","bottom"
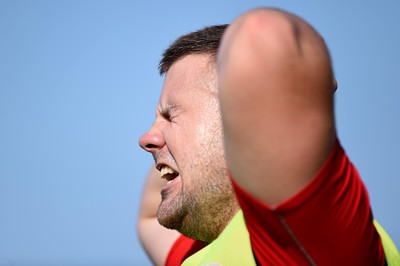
{"left": 159, "top": 54, "right": 217, "bottom": 104}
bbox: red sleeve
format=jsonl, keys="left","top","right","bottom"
{"left": 231, "top": 140, "right": 386, "bottom": 265}
{"left": 165, "top": 235, "right": 206, "bottom": 266}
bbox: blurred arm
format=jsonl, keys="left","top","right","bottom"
{"left": 217, "top": 8, "right": 336, "bottom": 206}
{"left": 137, "top": 166, "right": 180, "bottom": 266}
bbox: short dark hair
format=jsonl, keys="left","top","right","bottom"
{"left": 159, "top": 24, "right": 228, "bottom": 75}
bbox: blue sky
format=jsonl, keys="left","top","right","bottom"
{"left": 0, "top": 1, "right": 399, "bottom": 265}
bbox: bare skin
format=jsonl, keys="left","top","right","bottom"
{"left": 139, "top": 56, "right": 239, "bottom": 265}
{"left": 218, "top": 8, "right": 336, "bottom": 206}
{"left": 138, "top": 8, "right": 336, "bottom": 264}
{"left": 137, "top": 166, "right": 180, "bottom": 266}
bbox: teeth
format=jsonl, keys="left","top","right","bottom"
{"left": 160, "top": 166, "right": 176, "bottom": 179}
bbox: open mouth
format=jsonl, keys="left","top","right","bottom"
{"left": 159, "top": 165, "right": 179, "bottom": 183}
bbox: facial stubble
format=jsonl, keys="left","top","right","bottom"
{"left": 157, "top": 104, "right": 239, "bottom": 243}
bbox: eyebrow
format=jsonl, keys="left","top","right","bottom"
{"left": 157, "top": 103, "right": 178, "bottom": 119}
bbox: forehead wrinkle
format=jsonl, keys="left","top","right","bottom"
{"left": 157, "top": 94, "right": 179, "bottom": 117}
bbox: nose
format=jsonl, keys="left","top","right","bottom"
{"left": 139, "top": 126, "right": 165, "bottom": 153}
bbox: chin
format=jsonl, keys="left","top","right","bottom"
{"left": 157, "top": 202, "right": 185, "bottom": 231}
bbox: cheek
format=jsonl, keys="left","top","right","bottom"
{"left": 195, "top": 122, "right": 209, "bottom": 139}
{"left": 163, "top": 124, "right": 196, "bottom": 162}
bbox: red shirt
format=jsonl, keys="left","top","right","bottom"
{"left": 166, "top": 140, "right": 385, "bottom": 265}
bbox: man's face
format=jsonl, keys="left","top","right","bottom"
{"left": 139, "top": 54, "right": 238, "bottom": 242}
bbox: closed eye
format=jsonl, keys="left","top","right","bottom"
{"left": 160, "top": 109, "right": 172, "bottom": 121}
{"left": 159, "top": 104, "right": 178, "bottom": 122}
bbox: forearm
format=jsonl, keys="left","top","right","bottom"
{"left": 138, "top": 166, "right": 165, "bottom": 220}
{"left": 138, "top": 166, "right": 180, "bottom": 266}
